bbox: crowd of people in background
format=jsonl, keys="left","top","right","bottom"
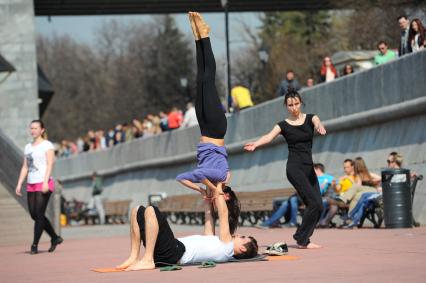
{"left": 277, "top": 15, "right": 425, "bottom": 95}
{"left": 56, "top": 15, "right": 425, "bottom": 158}
{"left": 56, "top": 102, "right": 198, "bottom": 157}
{"left": 257, "top": 151, "right": 416, "bottom": 230}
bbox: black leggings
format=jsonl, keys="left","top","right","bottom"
{"left": 286, "top": 163, "right": 323, "bottom": 246}
{"left": 137, "top": 206, "right": 185, "bottom": 266}
{"left": 195, "top": 38, "right": 227, "bottom": 139}
{"left": 27, "top": 192, "right": 58, "bottom": 246}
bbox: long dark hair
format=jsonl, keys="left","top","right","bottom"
{"left": 408, "top": 18, "right": 425, "bottom": 47}
{"left": 219, "top": 185, "right": 241, "bottom": 235}
{"left": 354, "top": 157, "right": 372, "bottom": 183}
{"left": 214, "top": 186, "right": 241, "bottom": 235}
{"left": 342, "top": 64, "right": 354, "bottom": 76}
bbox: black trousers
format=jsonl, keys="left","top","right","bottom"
{"left": 195, "top": 38, "right": 227, "bottom": 139}
{"left": 136, "top": 206, "right": 185, "bottom": 266}
{"left": 286, "top": 162, "right": 323, "bottom": 246}
{"left": 27, "top": 191, "right": 58, "bottom": 246}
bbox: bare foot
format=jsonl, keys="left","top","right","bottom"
{"left": 188, "top": 12, "right": 200, "bottom": 40}
{"left": 193, "top": 12, "right": 210, "bottom": 38}
{"left": 298, "top": 242, "right": 322, "bottom": 249}
{"left": 125, "top": 259, "right": 155, "bottom": 271}
{"left": 116, "top": 256, "right": 138, "bottom": 270}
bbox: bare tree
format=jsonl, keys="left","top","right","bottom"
{"left": 37, "top": 16, "right": 195, "bottom": 141}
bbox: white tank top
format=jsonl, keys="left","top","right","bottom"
{"left": 178, "top": 235, "right": 234, "bottom": 264}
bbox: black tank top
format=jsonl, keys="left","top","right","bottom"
{"left": 361, "top": 179, "right": 376, "bottom": 187}
{"left": 277, "top": 114, "right": 315, "bottom": 165}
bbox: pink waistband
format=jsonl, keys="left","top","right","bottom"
{"left": 26, "top": 178, "right": 55, "bottom": 193}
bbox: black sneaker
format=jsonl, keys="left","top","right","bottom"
{"left": 266, "top": 242, "right": 288, "bottom": 255}
{"left": 48, "top": 236, "right": 64, "bottom": 253}
{"left": 30, "top": 244, "right": 38, "bottom": 255}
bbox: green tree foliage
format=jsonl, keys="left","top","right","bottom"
{"left": 232, "top": 11, "right": 341, "bottom": 103}
{"left": 143, "top": 16, "right": 195, "bottom": 112}
{"left": 232, "top": 1, "right": 424, "bottom": 104}
{"left": 331, "top": 0, "right": 422, "bottom": 50}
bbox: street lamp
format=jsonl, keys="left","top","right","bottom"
{"left": 180, "top": 77, "right": 188, "bottom": 88}
{"left": 180, "top": 77, "right": 191, "bottom": 101}
{"left": 258, "top": 47, "right": 269, "bottom": 97}
{"left": 258, "top": 47, "right": 269, "bottom": 65}
{"left": 220, "top": 0, "right": 232, "bottom": 112}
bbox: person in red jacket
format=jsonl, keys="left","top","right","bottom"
{"left": 167, "top": 107, "right": 183, "bottom": 130}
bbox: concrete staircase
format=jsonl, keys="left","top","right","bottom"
{"left": 0, "top": 182, "right": 34, "bottom": 246}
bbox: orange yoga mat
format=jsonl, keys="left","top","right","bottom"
{"left": 266, "top": 255, "right": 299, "bottom": 261}
{"left": 91, "top": 267, "right": 126, "bottom": 273}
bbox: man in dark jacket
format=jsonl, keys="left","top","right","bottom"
{"left": 276, "top": 70, "right": 301, "bottom": 97}
{"left": 398, "top": 15, "right": 411, "bottom": 56}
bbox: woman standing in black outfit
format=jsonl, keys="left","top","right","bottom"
{"left": 244, "top": 90, "right": 326, "bottom": 248}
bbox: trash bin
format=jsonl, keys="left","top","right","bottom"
{"left": 381, "top": 168, "right": 412, "bottom": 228}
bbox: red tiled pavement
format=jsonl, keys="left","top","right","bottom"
{"left": 2, "top": 226, "right": 426, "bottom": 283}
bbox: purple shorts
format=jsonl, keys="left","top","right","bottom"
{"left": 176, "top": 143, "right": 229, "bottom": 183}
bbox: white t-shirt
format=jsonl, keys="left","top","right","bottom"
{"left": 24, "top": 140, "right": 54, "bottom": 184}
{"left": 181, "top": 107, "right": 198, "bottom": 128}
{"left": 178, "top": 235, "right": 234, "bottom": 264}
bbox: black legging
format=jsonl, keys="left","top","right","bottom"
{"left": 286, "top": 163, "right": 323, "bottom": 246}
{"left": 195, "top": 38, "right": 227, "bottom": 139}
{"left": 27, "top": 191, "right": 58, "bottom": 246}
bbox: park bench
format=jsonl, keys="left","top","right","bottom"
{"left": 157, "top": 188, "right": 295, "bottom": 226}
{"left": 157, "top": 194, "right": 205, "bottom": 225}
{"left": 238, "top": 189, "right": 295, "bottom": 225}
{"left": 81, "top": 199, "right": 132, "bottom": 225}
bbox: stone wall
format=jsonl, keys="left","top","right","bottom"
{"left": 0, "top": 0, "right": 39, "bottom": 149}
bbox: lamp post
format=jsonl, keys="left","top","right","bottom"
{"left": 258, "top": 47, "right": 269, "bottom": 66}
{"left": 258, "top": 47, "right": 269, "bottom": 97}
{"left": 220, "top": 0, "right": 232, "bottom": 112}
{"left": 180, "top": 77, "right": 190, "bottom": 101}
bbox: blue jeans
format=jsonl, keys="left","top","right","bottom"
{"left": 263, "top": 195, "right": 299, "bottom": 226}
{"left": 319, "top": 198, "right": 329, "bottom": 221}
{"left": 349, "top": 192, "right": 379, "bottom": 225}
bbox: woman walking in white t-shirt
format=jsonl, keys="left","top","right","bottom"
{"left": 15, "top": 120, "right": 63, "bottom": 254}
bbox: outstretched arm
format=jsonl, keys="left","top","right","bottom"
{"left": 203, "top": 194, "right": 215, "bottom": 236}
{"left": 213, "top": 183, "right": 232, "bottom": 243}
{"left": 244, "top": 125, "right": 281, "bottom": 152}
{"left": 370, "top": 172, "right": 382, "bottom": 186}
{"left": 312, "top": 115, "right": 326, "bottom": 135}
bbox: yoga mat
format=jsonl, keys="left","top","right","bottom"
{"left": 91, "top": 254, "right": 298, "bottom": 272}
